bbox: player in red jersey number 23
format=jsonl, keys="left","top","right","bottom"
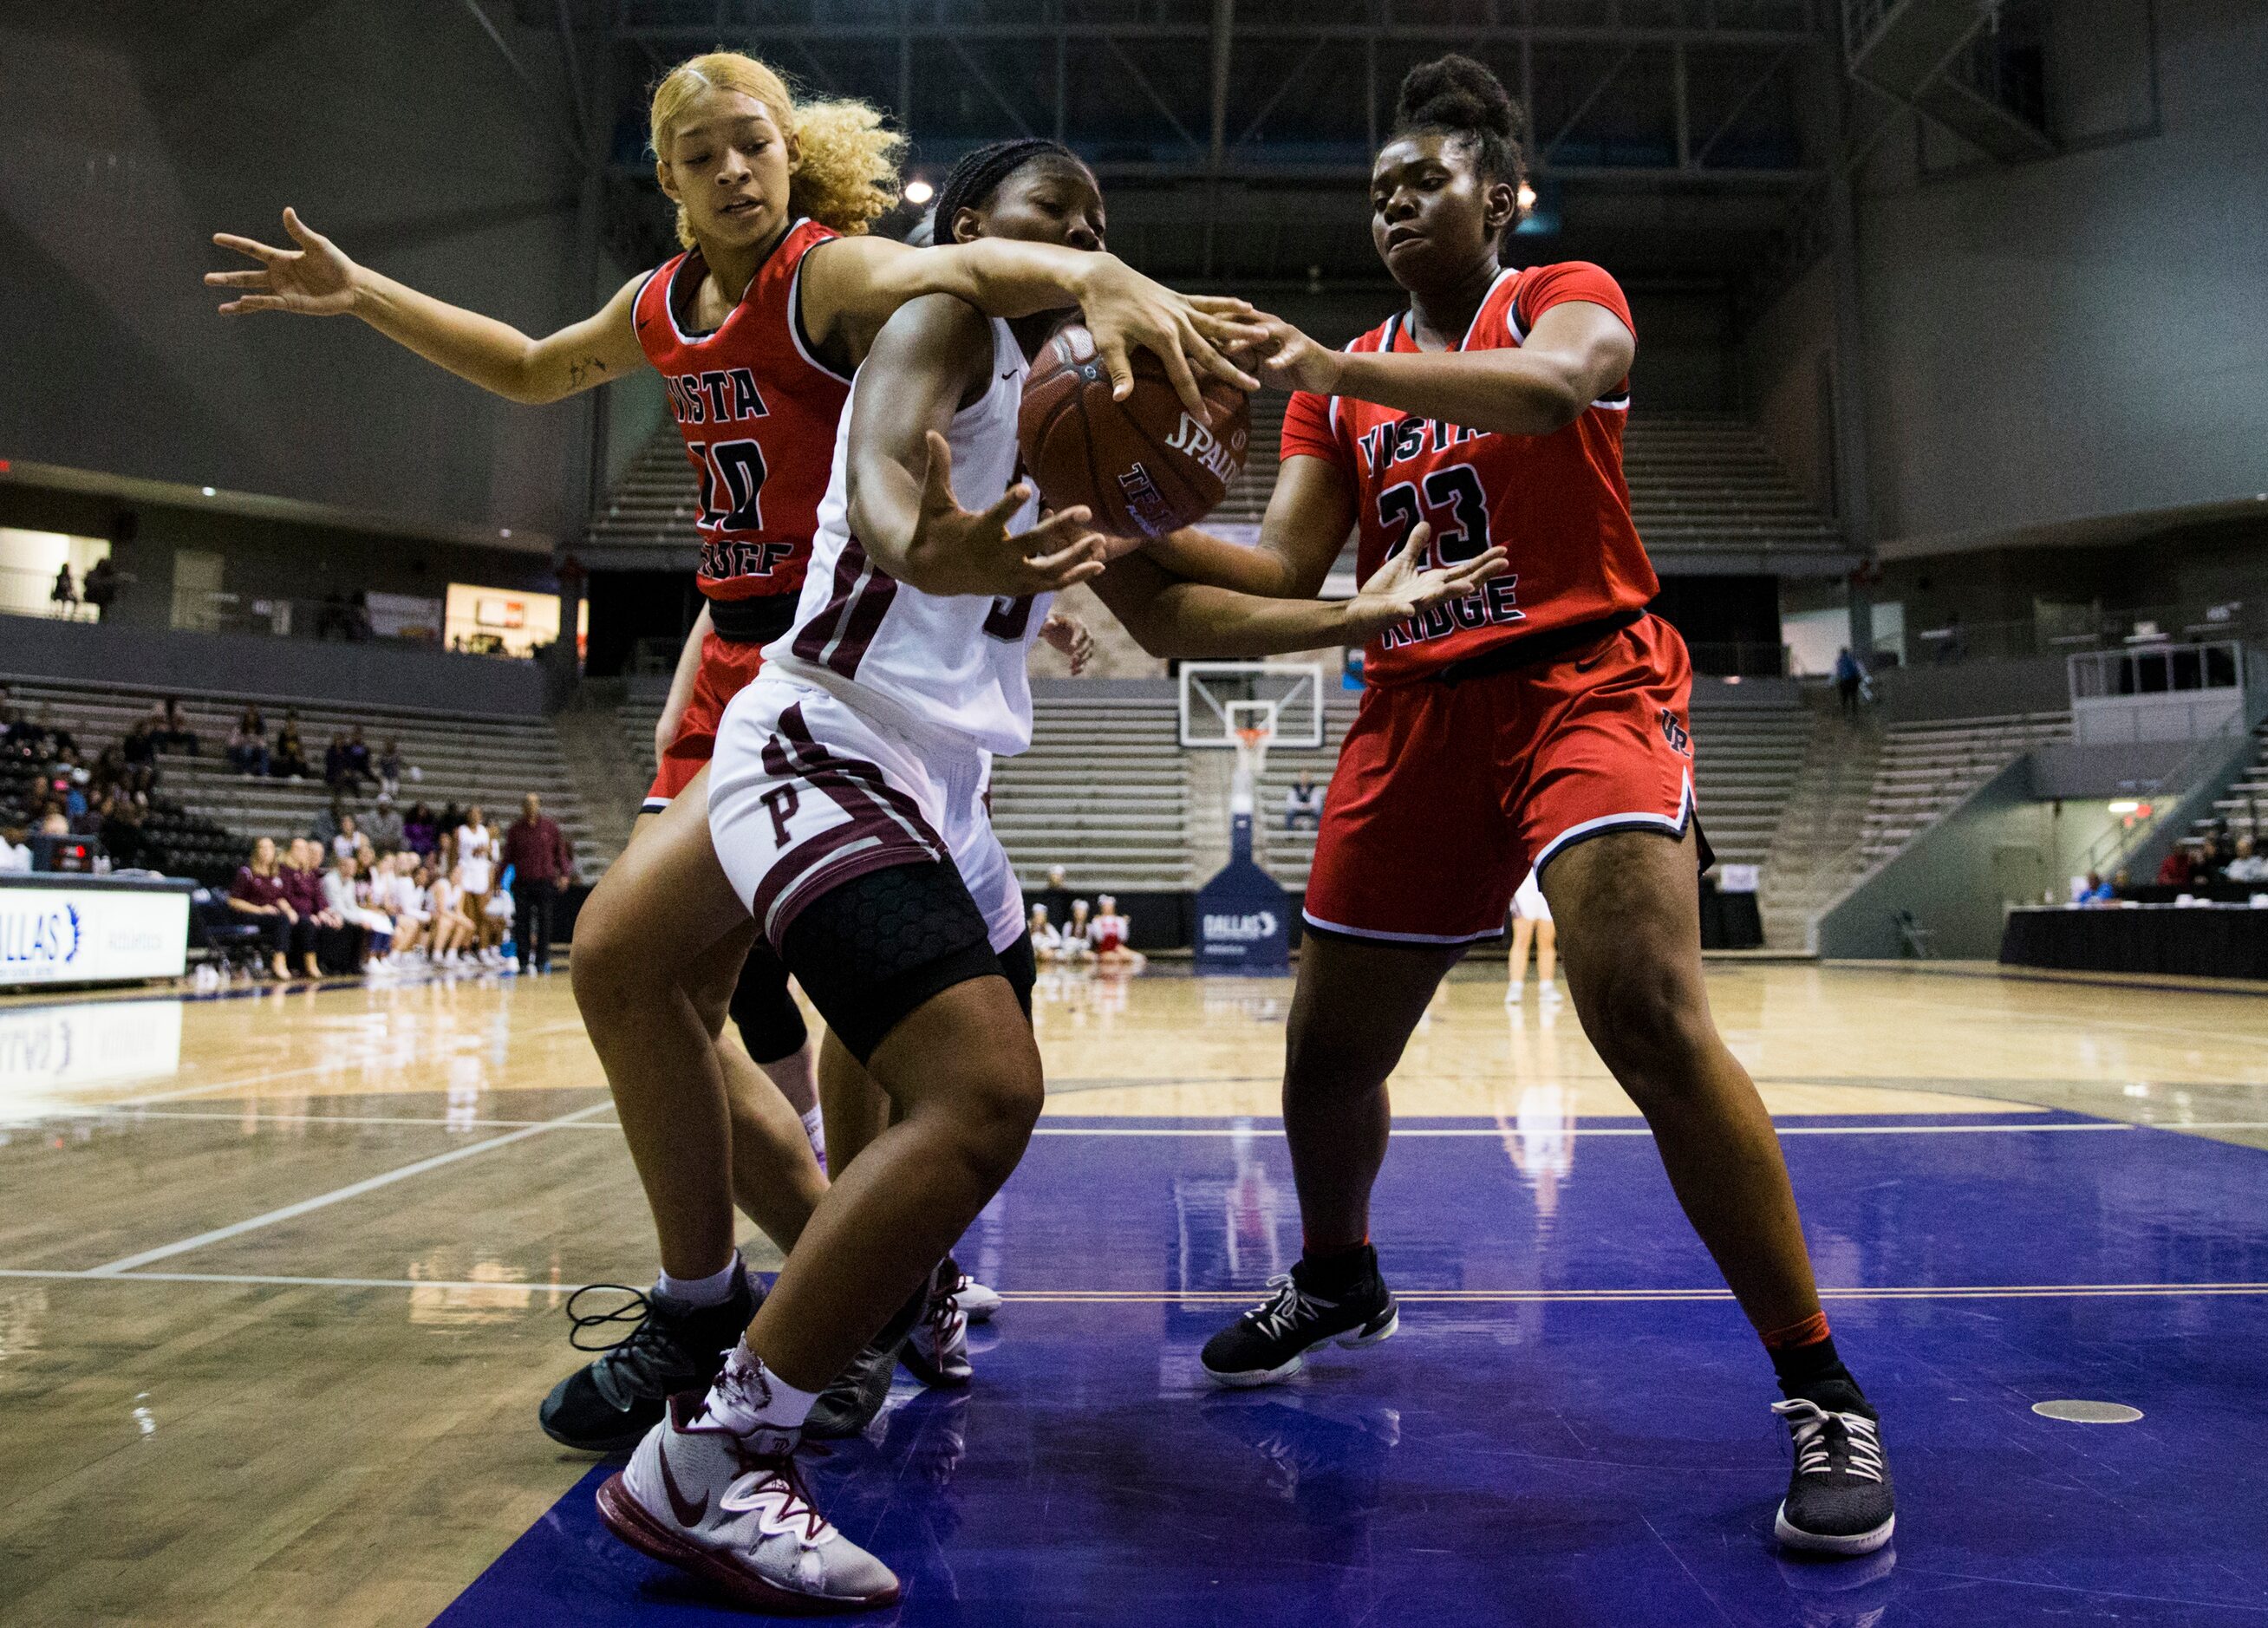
{"left": 1150, "top": 55, "right": 1894, "bottom": 1559}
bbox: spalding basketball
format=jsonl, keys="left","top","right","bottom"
{"left": 1019, "top": 323, "right": 1250, "bottom": 538}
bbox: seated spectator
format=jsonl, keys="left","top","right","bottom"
{"left": 323, "top": 851, "right": 394, "bottom": 972}
{"left": 370, "top": 852, "right": 428, "bottom": 961}
{"left": 225, "top": 707, "right": 270, "bottom": 778}
{"left": 314, "top": 797, "right": 347, "bottom": 850}
{"left": 345, "top": 726, "right": 372, "bottom": 784}
{"left": 99, "top": 794, "right": 156, "bottom": 871}
{"left": 5, "top": 705, "right": 53, "bottom": 761}
{"left": 2198, "top": 832, "right": 2227, "bottom": 880}
{"left": 1028, "top": 903, "right": 1066, "bottom": 963}
{"left": 1283, "top": 771, "right": 1325, "bottom": 831}
{"left": 228, "top": 836, "right": 305, "bottom": 980}
{"left": 427, "top": 864, "right": 477, "bottom": 966}
{"left": 330, "top": 812, "right": 362, "bottom": 863}
{"left": 1088, "top": 894, "right": 1146, "bottom": 972}
{"left": 81, "top": 556, "right": 118, "bottom": 620}
{"left": 2157, "top": 841, "right": 2204, "bottom": 888}
{"left": 50, "top": 561, "right": 76, "bottom": 613}
{"left": 280, "top": 837, "right": 338, "bottom": 976}
{"left": 1063, "top": 898, "right": 1097, "bottom": 965}
{"left": 364, "top": 792, "right": 404, "bottom": 851}
{"left": 2226, "top": 835, "right": 2265, "bottom": 885}
{"left": 2109, "top": 868, "right": 2134, "bottom": 898}
{"left": 36, "top": 801, "right": 69, "bottom": 836}
{"left": 2077, "top": 871, "right": 2115, "bottom": 906}
{"left": 323, "top": 731, "right": 360, "bottom": 791}
{"left": 153, "top": 698, "right": 200, "bottom": 757}
{"left": 375, "top": 738, "right": 405, "bottom": 798}
{"left": 271, "top": 717, "right": 311, "bottom": 778}
{"left": 0, "top": 824, "right": 30, "bottom": 872}
{"left": 402, "top": 800, "right": 439, "bottom": 856}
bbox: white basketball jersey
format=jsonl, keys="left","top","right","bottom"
{"left": 766, "top": 315, "right": 1048, "bottom": 757}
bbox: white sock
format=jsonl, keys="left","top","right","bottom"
{"left": 657, "top": 1252, "right": 741, "bottom": 1308}
{"left": 800, "top": 1105, "right": 827, "bottom": 1166}
{"left": 701, "top": 1341, "right": 818, "bottom": 1436}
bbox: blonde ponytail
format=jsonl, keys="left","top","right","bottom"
{"left": 648, "top": 51, "right": 905, "bottom": 246}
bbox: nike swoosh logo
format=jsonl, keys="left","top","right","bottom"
{"left": 657, "top": 1442, "right": 707, "bottom": 1527}
{"left": 1002, "top": 369, "right": 1020, "bottom": 381}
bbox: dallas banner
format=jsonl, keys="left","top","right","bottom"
{"left": 0, "top": 880, "right": 192, "bottom": 988}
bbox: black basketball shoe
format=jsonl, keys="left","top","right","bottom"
{"left": 1200, "top": 1247, "right": 1399, "bottom": 1387}
{"left": 805, "top": 1273, "right": 931, "bottom": 1441}
{"left": 1772, "top": 1395, "right": 1896, "bottom": 1555}
{"left": 538, "top": 1270, "right": 757, "bottom": 1454}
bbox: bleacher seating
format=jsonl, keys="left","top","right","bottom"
{"left": 1858, "top": 711, "right": 2071, "bottom": 867}
{"left": 0, "top": 678, "right": 606, "bottom": 881}
{"left": 988, "top": 694, "right": 1191, "bottom": 889}
{"left": 2200, "top": 722, "right": 2268, "bottom": 841}
{"left": 583, "top": 404, "right": 1836, "bottom": 569}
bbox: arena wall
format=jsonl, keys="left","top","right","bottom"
{"left": 1852, "top": 0, "right": 2268, "bottom": 548}
{"left": 0, "top": 9, "right": 636, "bottom": 545}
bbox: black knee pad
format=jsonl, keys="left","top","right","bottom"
{"left": 729, "top": 945, "right": 809, "bottom": 1066}
{"left": 780, "top": 861, "right": 1001, "bottom": 1065}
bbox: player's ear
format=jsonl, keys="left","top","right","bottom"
{"left": 784, "top": 127, "right": 803, "bottom": 176}
{"left": 950, "top": 207, "right": 984, "bottom": 245}
{"left": 654, "top": 158, "right": 679, "bottom": 205}
{"left": 1481, "top": 178, "right": 1518, "bottom": 238}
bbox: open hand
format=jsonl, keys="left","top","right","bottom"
{"left": 1340, "top": 525, "right": 1510, "bottom": 642}
{"left": 1040, "top": 611, "right": 1096, "bottom": 675}
{"left": 910, "top": 432, "right": 1108, "bottom": 598}
{"left": 1079, "top": 261, "right": 1266, "bottom": 420}
{"left": 206, "top": 208, "right": 360, "bottom": 316}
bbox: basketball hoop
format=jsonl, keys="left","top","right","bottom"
{"left": 1227, "top": 702, "right": 1276, "bottom": 817}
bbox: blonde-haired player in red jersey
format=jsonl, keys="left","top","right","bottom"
{"left": 205, "top": 49, "right": 1261, "bottom": 1457}
{"left": 1148, "top": 55, "right": 1894, "bottom": 1559}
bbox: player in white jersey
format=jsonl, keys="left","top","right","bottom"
{"left": 580, "top": 139, "right": 1506, "bottom": 1610}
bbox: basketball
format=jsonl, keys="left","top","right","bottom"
{"left": 1018, "top": 322, "right": 1251, "bottom": 538}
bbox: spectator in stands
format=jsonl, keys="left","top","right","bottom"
{"left": 121, "top": 710, "right": 158, "bottom": 768}
{"left": 323, "top": 730, "right": 360, "bottom": 791}
{"left": 502, "top": 792, "right": 571, "bottom": 973}
{"left": 153, "top": 698, "right": 199, "bottom": 757}
{"left": 50, "top": 562, "right": 77, "bottom": 614}
{"left": 365, "top": 791, "right": 404, "bottom": 851}
{"left": 226, "top": 706, "right": 270, "bottom": 777}
{"left": 314, "top": 797, "right": 347, "bottom": 850}
{"left": 271, "top": 714, "right": 311, "bottom": 778}
{"left": 1834, "top": 647, "right": 1866, "bottom": 716}
{"left": 2199, "top": 832, "right": 2227, "bottom": 880}
{"left": 280, "top": 837, "right": 339, "bottom": 976}
{"left": 1283, "top": 770, "right": 1325, "bottom": 830}
{"left": 100, "top": 794, "right": 155, "bottom": 872}
{"left": 1089, "top": 894, "right": 1145, "bottom": 972}
{"left": 330, "top": 812, "right": 362, "bottom": 864}
{"left": 375, "top": 737, "right": 404, "bottom": 798}
{"left": 2157, "top": 840, "right": 2206, "bottom": 888}
{"left": 5, "top": 705, "right": 54, "bottom": 761}
{"left": 81, "top": 556, "right": 118, "bottom": 620}
{"left": 2226, "top": 835, "right": 2265, "bottom": 885}
{"left": 323, "top": 851, "right": 393, "bottom": 973}
{"left": 345, "top": 726, "right": 373, "bottom": 784}
{"left": 35, "top": 800, "right": 69, "bottom": 837}
{"left": 402, "top": 800, "right": 439, "bottom": 856}
{"left": 228, "top": 836, "right": 305, "bottom": 980}
{"left": 0, "top": 824, "right": 29, "bottom": 873}
{"left": 2078, "top": 871, "right": 2115, "bottom": 906}
{"left": 1028, "top": 902, "right": 1066, "bottom": 962}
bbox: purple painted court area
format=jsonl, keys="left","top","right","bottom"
{"left": 436, "top": 1116, "right": 2268, "bottom": 1625}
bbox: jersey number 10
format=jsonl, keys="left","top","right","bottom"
{"left": 1378, "top": 463, "right": 1490, "bottom": 565}
{"left": 695, "top": 439, "right": 769, "bottom": 531}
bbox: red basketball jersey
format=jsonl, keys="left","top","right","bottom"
{"left": 634, "top": 218, "right": 850, "bottom": 603}
{"left": 1278, "top": 261, "right": 1656, "bottom": 686}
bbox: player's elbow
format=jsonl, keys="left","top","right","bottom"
{"left": 1529, "top": 374, "right": 1587, "bottom": 432}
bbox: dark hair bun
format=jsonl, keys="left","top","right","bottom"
{"left": 1394, "top": 55, "right": 1518, "bottom": 142}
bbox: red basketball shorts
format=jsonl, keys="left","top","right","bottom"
{"left": 645, "top": 631, "right": 770, "bottom": 811}
{"left": 1302, "top": 613, "right": 1700, "bottom": 945}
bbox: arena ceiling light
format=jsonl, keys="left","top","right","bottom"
{"left": 904, "top": 179, "right": 935, "bottom": 206}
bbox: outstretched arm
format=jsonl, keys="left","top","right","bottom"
{"left": 845, "top": 294, "right": 1106, "bottom": 600}
{"left": 206, "top": 208, "right": 648, "bottom": 405}
{"left": 1137, "top": 453, "right": 1359, "bottom": 600}
{"left": 1254, "top": 303, "right": 1633, "bottom": 438}
{"left": 798, "top": 236, "right": 1261, "bottom": 421}
{"left": 1092, "top": 528, "right": 1506, "bottom": 659}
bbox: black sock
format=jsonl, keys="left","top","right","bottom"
{"left": 1295, "top": 1240, "right": 1376, "bottom": 1295}
{"left": 1770, "top": 1334, "right": 1872, "bottom": 1416}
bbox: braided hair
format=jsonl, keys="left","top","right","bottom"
{"left": 1389, "top": 54, "right": 1529, "bottom": 193}
{"left": 932, "top": 138, "right": 1086, "bottom": 243}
